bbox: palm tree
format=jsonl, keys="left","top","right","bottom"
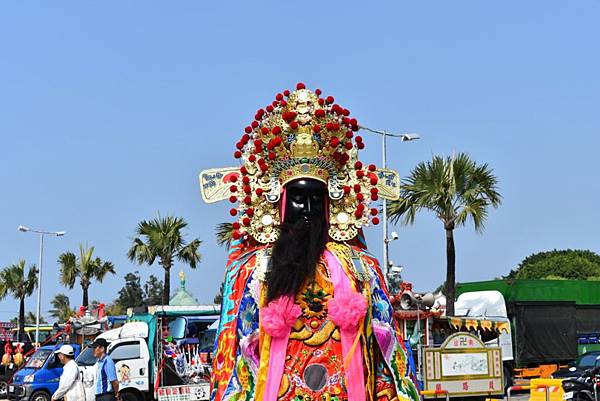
{"left": 10, "top": 312, "right": 47, "bottom": 325}
{"left": 49, "top": 294, "right": 75, "bottom": 322}
{"left": 58, "top": 244, "right": 116, "bottom": 307}
{"left": 0, "top": 260, "right": 38, "bottom": 341}
{"left": 128, "top": 214, "right": 202, "bottom": 305}
{"left": 25, "top": 312, "right": 47, "bottom": 324}
{"left": 388, "top": 153, "right": 501, "bottom": 316}
{"left": 215, "top": 222, "right": 234, "bottom": 248}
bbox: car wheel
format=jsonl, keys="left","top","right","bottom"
{"left": 0, "top": 380, "right": 7, "bottom": 396}
{"left": 31, "top": 390, "right": 51, "bottom": 401}
{"left": 120, "top": 391, "right": 143, "bottom": 401}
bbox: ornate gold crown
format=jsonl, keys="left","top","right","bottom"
{"left": 200, "top": 83, "right": 401, "bottom": 244}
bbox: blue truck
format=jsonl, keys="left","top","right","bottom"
{"left": 8, "top": 343, "right": 81, "bottom": 401}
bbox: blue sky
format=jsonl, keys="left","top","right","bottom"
{"left": 1, "top": 1, "right": 599, "bottom": 321}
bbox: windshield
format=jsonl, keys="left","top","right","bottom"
{"left": 25, "top": 349, "right": 52, "bottom": 369}
{"left": 578, "top": 353, "right": 600, "bottom": 368}
{"left": 199, "top": 330, "right": 216, "bottom": 351}
{"left": 76, "top": 347, "right": 98, "bottom": 367}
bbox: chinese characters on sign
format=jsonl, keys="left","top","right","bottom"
{"left": 422, "top": 333, "right": 503, "bottom": 398}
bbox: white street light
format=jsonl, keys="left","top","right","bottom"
{"left": 390, "top": 265, "right": 404, "bottom": 274}
{"left": 360, "top": 125, "right": 421, "bottom": 282}
{"left": 400, "top": 134, "right": 421, "bottom": 142}
{"left": 17, "top": 225, "right": 66, "bottom": 346}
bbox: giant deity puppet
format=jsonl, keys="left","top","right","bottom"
{"left": 200, "top": 83, "right": 419, "bottom": 401}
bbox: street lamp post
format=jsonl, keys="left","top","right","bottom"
{"left": 17, "top": 225, "right": 66, "bottom": 346}
{"left": 359, "top": 126, "right": 420, "bottom": 280}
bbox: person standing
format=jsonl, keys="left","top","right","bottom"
{"left": 91, "top": 338, "right": 120, "bottom": 401}
{"left": 52, "top": 345, "right": 84, "bottom": 401}
{"left": 205, "top": 84, "right": 419, "bottom": 401}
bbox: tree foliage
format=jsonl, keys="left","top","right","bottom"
{"left": 58, "top": 244, "right": 115, "bottom": 307}
{"left": 128, "top": 214, "right": 201, "bottom": 305}
{"left": 215, "top": 223, "right": 234, "bottom": 249}
{"left": 508, "top": 249, "right": 600, "bottom": 280}
{"left": 144, "top": 275, "right": 164, "bottom": 306}
{"left": 11, "top": 312, "right": 47, "bottom": 325}
{"left": 388, "top": 153, "right": 501, "bottom": 315}
{"left": 49, "top": 294, "right": 75, "bottom": 322}
{"left": 115, "top": 271, "right": 164, "bottom": 310}
{"left": 213, "top": 280, "right": 225, "bottom": 304}
{"left": 105, "top": 303, "right": 126, "bottom": 316}
{"left": 0, "top": 260, "right": 38, "bottom": 339}
{"left": 116, "top": 272, "right": 145, "bottom": 309}
{"left": 25, "top": 312, "right": 47, "bottom": 324}
{"left": 11, "top": 314, "right": 47, "bottom": 325}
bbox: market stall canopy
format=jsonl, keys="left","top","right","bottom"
{"left": 447, "top": 316, "right": 510, "bottom": 334}
{"left": 148, "top": 305, "right": 221, "bottom": 317}
{"left": 454, "top": 290, "right": 508, "bottom": 318}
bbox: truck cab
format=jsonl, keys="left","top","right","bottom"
{"left": 8, "top": 343, "right": 81, "bottom": 401}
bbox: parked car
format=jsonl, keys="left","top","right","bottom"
{"left": 553, "top": 351, "right": 600, "bottom": 379}
{"left": 7, "top": 343, "right": 81, "bottom": 401}
{"left": 1, "top": 326, "right": 65, "bottom": 398}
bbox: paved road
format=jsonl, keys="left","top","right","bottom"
{"left": 0, "top": 394, "right": 531, "bottom": 401}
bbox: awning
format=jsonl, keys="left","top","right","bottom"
{"left": 395, "top": 309, "right": 443, "bottom": 320}
{"left": 447, "top": 316, "right": 510, "bottom": 333}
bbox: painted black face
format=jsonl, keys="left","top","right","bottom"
{"left": 284, "top": 179, "right": 327, "bottom": 225}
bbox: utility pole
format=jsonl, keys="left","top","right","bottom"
{"left": 18, "top": 225, "right": 66, "bottom": 346}
{"left": 360, "top": 126, "right": 420, "bottom": 280}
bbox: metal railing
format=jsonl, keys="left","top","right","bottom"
{"left": 507, "top": 384, "right": 553, "bottom": 401}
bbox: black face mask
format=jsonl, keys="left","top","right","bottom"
{"left": 283, "top": 179, "right": 327, "bottom": 226}
{"left": 266, "top": 178, "right": 329, "bottom": 302}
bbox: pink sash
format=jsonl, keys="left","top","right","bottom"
{"left": 324, "top": 250, "right": 366, "bottom": 401}
{"left": 261, "top": 295, "right": 299, "bottom": 401}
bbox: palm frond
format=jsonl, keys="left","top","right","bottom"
{"left": 388, "top": 152, "right": 501, "bottom": 232}
{"left": 215, "top": 223, "right": 234, "bottom": 248}
{"left": 58, "top": 251, "right": 79, "bottom": 288}
{"left": 49, "top": 294, "right": 74, "bottom": 321}
{"left": 23, "top": 263, "right": 39, "bottom": 296}
{"left": 177, "top": 239, "right": 202, "bottom": 269}
{"left": 128, "top": 238, "right": 157, "bottom": 265}
{"left": 91, "top": 259, "right": 116, "bottom": 282}
{"left": 130, "top": 213, "right": 202, "bottom": 271}
{"left": 0, "top": 260, "right": 38, "bottom": 299}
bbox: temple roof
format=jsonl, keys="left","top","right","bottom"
{"left": 169, "top": 271, "right": 200, "bottom": 306}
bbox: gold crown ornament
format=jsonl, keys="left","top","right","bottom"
{"left": 199, "top": 83, "right": 401, "bottom": 244}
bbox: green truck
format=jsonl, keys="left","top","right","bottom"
{"left": 456, "top": 279, "right": 600, "bottom": 383}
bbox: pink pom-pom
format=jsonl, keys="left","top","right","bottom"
{"left": 328, "top": 290, "right": 367, "bottom": 331}
{"left": 260, "top": 296, "right": 301, "bottom": 338}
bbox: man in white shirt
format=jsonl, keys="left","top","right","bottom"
{"left": 52, "top": 345, "right": 83, "bottom": 401}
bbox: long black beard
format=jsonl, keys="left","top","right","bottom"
{"left": 266, "top": 217, "right": 329, "bottom": 303}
